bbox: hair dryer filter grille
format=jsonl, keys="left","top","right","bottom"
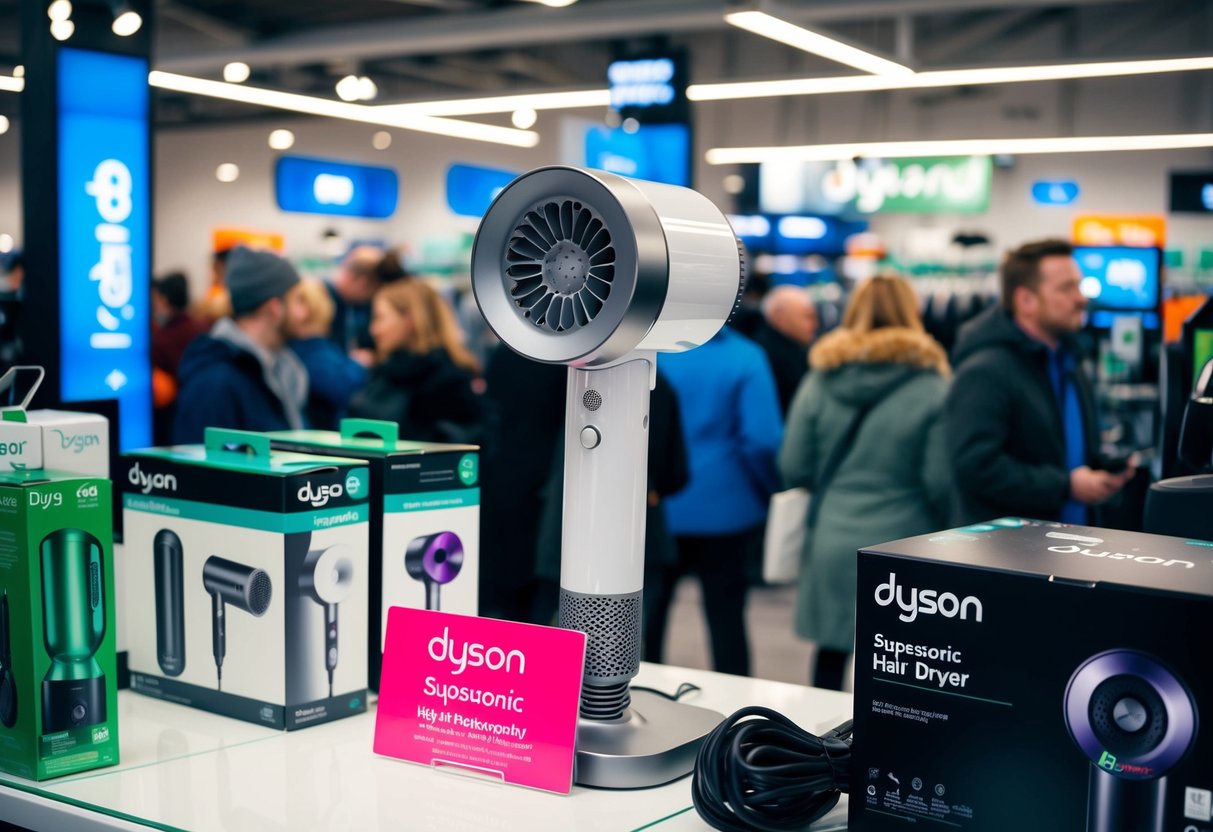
{"left": 506, "top": 199, "right": 615, "bottom": 333}
{"left": 559, "top": 590, "right": 641, "bottom": 681}
{"left": 1089, "top": 675, "right": 1168, "bottom": 757}
{"left": 247, "top": 572, "right": 272, "bottom": 616}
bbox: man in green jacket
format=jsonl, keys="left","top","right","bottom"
{"left": 947, "top": 239, "right": 1135, "bottom": 526}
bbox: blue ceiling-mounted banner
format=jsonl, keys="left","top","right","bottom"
{"left": 1031, "top": 180, "right": 1080, "bottom": 206}
{"left": 275, "top": 156, "right": 399, "bottom": 219}
{"left": 728, "top": 213, "right": 867, "bottom": 257}
{"left": 57, "top": 48, "right": 152, "bottom": 451}
{"left": 446, "top": 163, "right": 518, "bottom": 218}
{"left": 584, "top": 123, "right": 691, "bottom": 187}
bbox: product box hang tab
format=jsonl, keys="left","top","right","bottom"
{"left": 850, "top": 518, "right": 1213, "bottom": 832}
{"left": 0, "top": 469, "right": 119, "bottom": 780}
{"left": 120, "top": 428, "right": 371, "bottom": 730}
{"left": 267, "top": 419, "right": 480, "bottom": 691}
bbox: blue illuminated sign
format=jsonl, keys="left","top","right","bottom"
{"left": 584, "top": 124, "right": 690, "bottom": 187}
{"left": 1031, "top": 180, "right": 1080, "bottom": 205}
{"left": 1075, "top": 246, "right": 1161, "bottom": 329}
{"left": 57, "top": 48, "right": 151, "bottom": 451}
{"left": 446, "top": 163, "right": 518, "bottom": 218}
{"left": 275, "top": 156, "right": 398, "bottom": 219}
{"left": 727, "top": 213, "right": 867, "bottom": 257}
{"left": 609, "top": 58, "right": 677, "bottom": 110}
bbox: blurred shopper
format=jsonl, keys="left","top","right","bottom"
{"left": 347, "top": 279, "right": 486, "bottom": 444}
{"left": 287, "top": 278, "right": 368, "bottom": 430}
{"left": 780, "top": 274, "right": 952, "bottom": 690}
{"left": 152, "top": 272, "right": 208, "bottom": 378}
{"left": 173, "top": 247, "right": 308, "bottom": 443}
{"left": 648, "top": 328, "right": 783, "bottom": 677}
{"left": 327, "top": 245, "right": 385, "bottom": 355}
{"left": 151, "top": 272, "right": 208, "bottom": 444}
{"left": 0, "top": 251, "right": 24, "bottom": 367}
{"left": 753, "top": 285, "right": 820, "bottom": 414}
{"left": 947, "top": 239, "right": 1133, "bottom": 526}
{"left": 478, "top": 346, "right": 566, "bottom": 622}
{"left": 195, "top": 248, "right": 233, "bottom": 323}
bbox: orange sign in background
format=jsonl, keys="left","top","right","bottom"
{"left": 1072, "top": 215, "right": 1166, "bottom": 248}
{"left": 211, "top": 227, "right": 285, "bottom": 254}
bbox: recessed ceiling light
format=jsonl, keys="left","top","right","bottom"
{"left": 215, "top": 163, "right": 240, "bottom": 183}
{"left": 112, "top": 8, "right": 142, "bottom": 37}
{"left": 511, "top": 108, "right": 537, "bottom": 129}
{"left": 223, "top": 62, "right": 251, "bottom": 84}
{"left": 0, "top": 116, "right": 9, "bottom": 135}
{"left": 372, "top": 131, "right": 392, "bottom": 150}
{"left": 336, "top": 75, "right": 362, "bottom": 102}
{"left": 0, "top": 234, "right": 12, "bottom": 254}
{"left": 49, "top": 18, "right": 74, "bottom": 41}
{"left": 268, "top": 128, "right": 295, "bottom": 150}
{"left": 47, "top": 0, "right": 71, "bottom": 22}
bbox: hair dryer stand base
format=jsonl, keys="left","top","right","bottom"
{"left": 573, "top": 689, "right": 721, "bottom": 789}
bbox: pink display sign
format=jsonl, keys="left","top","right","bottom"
{"left": 374, "top": 607, "right": 587, "bottom": 794}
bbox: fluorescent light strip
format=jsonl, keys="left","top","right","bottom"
{"left": 704, "top": 133, "right": 1213, "bottom": 164}
{"left": 372, "top": 55, "right": 1213, "bottom": 117}
{"left": 378, "top": 88, "right": 610, "bottom": 117}
{"left": 689, "top": 55, "right": 1213, "bottom": 101}
{"left": 725, "top": 10, "right": 913, "bottom": 76}
{"left": 0, "top": 75, "right": 24, "bottom": 93}
{"left": 148, "top": 71, "right": 538, "bottom": 147}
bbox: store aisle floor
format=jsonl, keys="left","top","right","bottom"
{"left": 658, "top": 581, "right": 814, "bottom": 686}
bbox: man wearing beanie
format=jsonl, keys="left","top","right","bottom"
{"left": 173, "top": 246, "right": 310, "bottom": 443}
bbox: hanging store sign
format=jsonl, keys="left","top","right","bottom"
{"left": 58, "top": 48, "right": 152, "bottom": 451}
{"left": 821, "top": 156, "right": 992, "bottom": 214}
{"left": 275, "top": 156, "right": 399, "bottom": 219}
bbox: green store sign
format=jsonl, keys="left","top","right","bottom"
{"left": 821, "top": 156, "right": 992, "bottom": 214}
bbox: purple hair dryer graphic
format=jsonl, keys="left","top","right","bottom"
{"left": 405, "top": 532, "right": 463, "bottom": 611}
{"left": 1065, "top": 649, "right": 1199, "bottom": 832}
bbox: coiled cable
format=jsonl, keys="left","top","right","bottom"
{"left": 692, "top": 706, "right": 853, "bottom": 832}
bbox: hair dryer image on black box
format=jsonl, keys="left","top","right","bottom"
{"left": 202, "top": 556, "right": 272, "bottom": 692}
{"left": 406, "top": 532, "right": 463, "bottom": 611}
{"left": 286, "top": 532, "right": 355, "bottom": 702}
{"left": 40, "top": 529, "right": 107, "bottom": 732}
{"left": 0, "top": 590, "right": 16, "bottom": 729}
{"left": 154, "top": 530, "right": 186, "bottom": 677}
{"left": 1065, "top": 649, "right": 1199, "bottom": 832}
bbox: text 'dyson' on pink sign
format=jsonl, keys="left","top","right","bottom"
{"left": 373, "top": 607, "right": 587, "bottom": 794}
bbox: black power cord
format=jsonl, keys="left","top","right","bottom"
{"left": 692, "top": 706, "right": 853, "bottom": 832}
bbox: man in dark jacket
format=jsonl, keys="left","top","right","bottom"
{"left": 173, "top": 247, "right": 309, "bottom": 443}
{"left": 947, "top": 239, "right": 1134, "bottom": 525}
{"left": 751, "top": 285, "right": 818, "bottom": 414}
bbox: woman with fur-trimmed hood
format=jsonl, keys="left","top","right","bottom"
{"left": 779, "top": 274, "right": 953, "bottom": 690}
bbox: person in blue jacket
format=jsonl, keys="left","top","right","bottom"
{"left": 287, "top": 278, "right": 368, "bottom": 430}
{"left": 173, "top": 247, "right": 309, "bottom": 443}
{"left": 646, "top": 327, "right": 784, "bottom": 677}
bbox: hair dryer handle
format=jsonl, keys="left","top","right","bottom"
{"left": 211, "top": 593, "right": 226, "bottom": 670}
{"left": 325, "top": 603, "right": 338, "bottom": 673}
{"left": 1087, "top": 767, "right": 1165, "bottom": 832}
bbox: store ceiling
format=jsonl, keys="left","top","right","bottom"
{"left": 0, "top": 0, "right": 1211, "bottom": 126}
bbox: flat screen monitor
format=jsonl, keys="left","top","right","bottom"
{"left": 1074, "top": 246, "right": 1161, "bottom": 329}
{"left": 584, "top": 123, "right": 691, "bottom": 187}
{"left": 1169, "top": 171, "right": 1213, "bottom": 214}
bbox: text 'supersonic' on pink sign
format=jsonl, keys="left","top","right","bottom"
{"left": 373, "top": 606, "right": 588, "bottom": 795}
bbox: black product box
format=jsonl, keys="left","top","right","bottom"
{"left": 851, "top": 518, "right": 1213, "bottom": 832}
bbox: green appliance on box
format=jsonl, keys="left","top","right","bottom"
{"left": 40, "top": 528, "right": 106, "bottom": 732}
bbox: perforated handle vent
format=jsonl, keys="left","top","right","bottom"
{"left": 505, "top": 199, "right": 616, "bottom": 333}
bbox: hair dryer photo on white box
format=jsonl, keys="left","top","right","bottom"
{"left": 202, "top": 556, "right": 272, "bottom": 692}
{"left": 405, "top": 532, "right": 463, "bottom": 611}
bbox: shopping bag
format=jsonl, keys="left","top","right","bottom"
{"left": 762, "top": 487, "right": 810, "bottom": 584}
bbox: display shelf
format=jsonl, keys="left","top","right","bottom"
{"left": 0, "top": 663, "right": 852, "bottom": 832}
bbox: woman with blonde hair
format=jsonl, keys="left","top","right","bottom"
{"left": 779, "top": 274, "right": 953, "bottom": 690}
{"left": 347, "top": 279, "right": 486, "bottom": 443}
{"left": 287, "top": 278, "right": 368, "bottom": 429}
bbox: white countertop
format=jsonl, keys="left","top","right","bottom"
{"left": 0, "top": 663, "right": 853, "bottom": 832}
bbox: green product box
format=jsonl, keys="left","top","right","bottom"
{"left": 0, "top": 469, "right": 118, "bottom": 781}
{"left": 268, "top": 419, "right": 480, "bottom": 690}
{"left": 121, "top": 429, "right": 371, "bottom": 730}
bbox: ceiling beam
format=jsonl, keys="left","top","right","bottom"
{"left": 155, "top": 0, "right": 1141, "bottom": 74}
